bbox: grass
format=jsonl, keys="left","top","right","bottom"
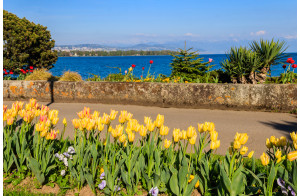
{"left": 4, "top": 189, "right": 55, "bottom": 196}
{"left": 59, "top": 71, "right": 82, "bottom": 82}
{"left": 24, "top": 69, "right": 54, "bottom": 81}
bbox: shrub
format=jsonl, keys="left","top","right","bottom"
{"left": 3, "top": 10, "right": 57, "bottom": 73}
{"left": 170, "top": 48, "right": 212, "bottom": 81}
{"left": 59, "top": 71, "right": 82, "bottom": 82}
{"left": 24, "top": 69, "right": 54, "bottom": 81}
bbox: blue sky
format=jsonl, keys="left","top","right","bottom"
{"left": 4, "top": 0, "right": 297, "bottom": 53}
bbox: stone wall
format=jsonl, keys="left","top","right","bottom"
{"left": 3, "top": 80, "right": 297, "bottom": 112}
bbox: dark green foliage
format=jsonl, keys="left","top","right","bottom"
{"left": 3, "top": 10, "right": 57, "bottom": 73}
{"left": 170, "top": 48, "right": 212, "bottom": 81}
{"left": 222, "top": 39, "right": 288, "bottom": 84}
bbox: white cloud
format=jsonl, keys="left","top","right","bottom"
{"left": 251, "top": 30, "right": 266, "bottom": 36}
{"left": 184, "top": 33, "right": 194, "bottom": 36}
{"left": 284, "top": 35, "right": 297, "bottom": 39}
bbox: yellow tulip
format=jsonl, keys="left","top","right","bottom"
{"left": 274, "top": 138, "right": 281, "bottom": 147}
{"left": 208, "top": 122, "right": 215, "bottom": 132}
{"left": 109, "top": 110, "right": 118, "bottom": 120}
{"left": 203, "top": 122, "right": 209, "bottom": 132}
{"left": 128, "top": 131, "right": 135, "bottom": 142}
{"left": 98, "top": 123, "right": 104, "bottom": 131}
{"left": 101, "top": 113, "right": 110, "bottom": 125}
{"left": 287, "top": 151, "right": 297, "bottom": 161}
{"left": 195, "top": 180, "right": 200, "bottom": 188}
{"left": 129, "top": 67, "right": 133, "bottom": 72}
{"left": 155, "top": 114, "right": 164, "bottom": 128}
{"left": 62, "top": 118, "right": 67, "bottom": 126}
{"left": 111, "top": 128, "right": 118, "bottom": 138}
{"left": 119, "top": 134, "right": 126, "bottom": 143}
{"left": 40, "top": 130, "right": 48, "bottom": 138}
{"left": 210, "top": 130, "right": 218, "bottom": 142}
{"left": 187, "top": 126, "right": 196, "bottom": 138}
{"left": 275, "top": 149, "right": 281, "bottom": 158}
{"left": 181, "top": 130, "right": 187, "bottom": 140}
{"left": 260, "top": 152, "right": 270, "bottom": 166}
{"left": 240, "top": 146, "right": 248, "bottom": 155}
{"left": 126, "top": 113, "right": 133, "bottom": 121}
{"left": 35, "top": 109, "right": 41, "bottom": 117}
{"left": 266, "top": 138, "right": 272, "bottom": 148}
{"left": 115, "top": 125, "right": 124, "bottom": 137}
{"left": 72, "top": 119, "right": 80, "bottom": 129}
{"left": 119, "top": 114, "right": 126, "bottom": 124}
{"left": 210, "top": 140, "right": 220, "bottom": 150}
{"left": 52, "top": 117, "right": 59, "bottom": 125}
{"left": 46, "top": 129, "right": 59, "bottom": 140}
{"left": 233, "top": 140, "right": 241, "bottom": 149}
{"left": 270, "top": 136, "right": 276, "bottom": 145}
{"left": 290, "top": 132, "right": 297, "bottom": 142}
{"left": 144, "top": 117, "right": 152, "bottom": 126}
{"left": 160, "top": 125, "right": 169, "bottom": 136}
{"left": 108, "top": 125, "right": 114, "bottom": 132}
{"left": 48, "top": 110, "right": 58, "bottom": 121}
{"left": 189, "top": 135, "right": 197, "bottom": 145}
{"left": 86, "top": 120, "right": 96, "bottom": 131}
{"left": 239, "top": 133, "right": 248, "bottom": 145}
{"left": 293, "top": 141, "right": 297, "bottom": 150}
{"left": 234, "top": 132, "right": 241, "bottom": 141}
{"left": 164, "top": 139, "right": 172, "bottom": 148}
{"left": 139, "top": 125, "right": 147, "bottom": 137}
{"left": 92, "top": 111, "right": 100, "bottom": 119}
{"left": 247, "top": 151, "right": 254, "bottom": 158}
{"left": 173, "top": 128, "right": 181, "bottom": 142}
{"left": 279, "top": 136, "right": 287, "bottom": 147}
{"left": 6, "top": 117, "right": 14, "bottom": 125}
{"left": 198, "top": 123, "right": 204, "bottom": 133}
{"left": 147, "top": 123, "right": 155, "bottom": 132}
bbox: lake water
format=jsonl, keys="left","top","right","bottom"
{"left": 50, "top": 53, "right": 297, "bottom": 80}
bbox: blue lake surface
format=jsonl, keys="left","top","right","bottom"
{"left": 50, "top": 53, "right": 297, "bottom": 80}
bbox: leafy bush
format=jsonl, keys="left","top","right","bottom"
{"left": 59, "top": 71, "right": 82, "bottom": 82}
{"left": 24, "top": 69, "right": 54, "bottom": 81}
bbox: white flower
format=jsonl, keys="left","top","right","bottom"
{"left": 55, "top": 153, "right": 64, "bottom": 161}
{"left": 63, "top": 157, "right": 68, "bottom": 167}
{"left": 61, "top": 170, "right": 66, "bottom": 176}
{"left": 68, "top": 146, "right": 76, "bottom": 154}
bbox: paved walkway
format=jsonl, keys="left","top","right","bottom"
{"left": 4, "top": 101, "right": 297, "bottom": 156}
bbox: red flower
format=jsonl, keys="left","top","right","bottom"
{"left": 132, "top": 64, "right": 136, "bottom": 68}
{"left": 142, "top": 67, "right": 145, "bottom": 70}
{"left": 292, "top": 64, "right": 297, "bottom": 69}
{"left": 30, "top": 70, "right": 33, "bottom": 73}
{"left": 26, "top": 70, "right": 29, "bottom": 73}
{"left": 150, "top": 60, "right": 153, "bottom": 64}
{"left": 286, "top": 58, "right": 295, "bottom": 64}
{"left": 9, "top": 71, "right": 13, "bottom": 74}
{"left": 282, "top": 65, "right": 287, "bottom": 69}
{"left": 3, "top": 69, "right": 6, "bottom": 72}
{"left": 4, "top": 71, "right": 7, "bottom": 75}
{"left": 29, "top": 66, "right": 34, "bottom": 69}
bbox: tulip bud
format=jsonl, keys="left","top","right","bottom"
{"left": 128, "top": 131, "right": 135, "bottom": 142}
{"left": 210, "top": 140, "right": 220, "bottom": 150}
{"left": 266, "top": 138, "right": 272, "bottom": 148}
{"left": 270, "top": 136, "right": 276, "bottom": 145}
{"left": 181, "top": 130, "right": 187, "bottom": 140}
{"left": 247, "top": 151, "right": 254, "bottom": 158}
{"left": 290, "top": 132, "right": 297, "bottom": 142}
{"left": 109, "top": 110, "right": 118, "bottom": 120}
{"left": 279, "top": 136, "right": 287, "bottom": 147}
{"left": 293, "top": 141, "right": 297, "bottom": 150}
{"left": 139, "top": 125, "right": 147, "bottom": 137}
{"left": 198, "top": 123, "right": 204, "bottom": 133}
{"left": 210, "top": 130, "right": 218, "bottom": 142}
{"left": 239, "top": 133, "right": 248, "bottom": 145}
{"left": 155, "top": 114, "right": 164, "bottom": 128}
{"left": 187, "top": 126, "right": 196, "bottom": 138}
{"left": 173, "top": 128, "right": 181, "bottom": 142}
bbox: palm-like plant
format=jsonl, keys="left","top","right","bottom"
{"left": 250, "top": 39, "right": 287, "bottom": 75}
{"left": 221, "top": 47, "right": 262, "bottom": 83}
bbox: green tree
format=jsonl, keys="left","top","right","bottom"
{"left": 170, "top": 48, "right": 212, "bottom": 81}
{"left": 3, "top": 10, "right": 57, "bottom": 73}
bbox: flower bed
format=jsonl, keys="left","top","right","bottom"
{"left": 3, "top": 99, "right": 297, "bottom": 195}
